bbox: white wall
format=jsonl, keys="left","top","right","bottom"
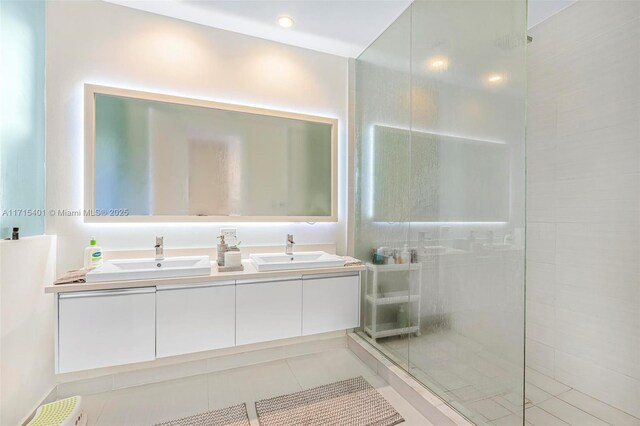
{"left": 46, "top": 1, "right": 349, "bottom": 274}
{"left": 0, "top": 236, "right": 56, "bottom": 425}
{"left": 527, "top": 0, "right": 640, "bottom": 416}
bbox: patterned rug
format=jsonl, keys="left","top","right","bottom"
{"left": 154, "top": 403, "right": 250, "bottom": 426}
{"left": 255, "top": 376, "right": 404, "bottom": 426}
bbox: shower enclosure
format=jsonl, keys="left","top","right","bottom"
{"left": 354, "top": 1, "right": 527, "bottom": 424}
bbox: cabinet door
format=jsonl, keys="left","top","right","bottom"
{"left": 236, "top": 278, "right": 302, "bottom": 346}
{"left": 156, "top": 282, "right": 235, "bottom": 358}
{"left": 58, "top": 288, "right": 156, "bottom": 373}
{"left": 302, "top": 274, "right": 360, "bottom": 336}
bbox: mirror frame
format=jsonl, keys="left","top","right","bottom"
{"left": 84, "top": 84, "right": 338, "bottom": 223}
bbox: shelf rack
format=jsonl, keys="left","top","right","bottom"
{"left": 364, "top": 262, "right": 422, "bottom": 340}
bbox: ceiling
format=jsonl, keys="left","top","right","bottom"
{"left": 528, "top": 0, "right": 578, "bottom": 28}
{"left": 104, "top": 0, "right": 412, "bottom": 58}
{"left": 104, "top": 0, "right": 577, "bottom": 57}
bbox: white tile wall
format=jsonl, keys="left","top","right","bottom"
{"left": 527, "top": 0, "right": 640, "bottom": 418}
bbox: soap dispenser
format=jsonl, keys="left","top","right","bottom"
{"left": 217, "top": 235, "right": 228, "bottom": 266}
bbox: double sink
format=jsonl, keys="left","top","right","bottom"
{"left": 86, "top": 251, "right": 345, "bottom": 283}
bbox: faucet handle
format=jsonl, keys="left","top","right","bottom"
{"left": 287, "top": 234, "right": 294, "bottom": 243}
{"left": 155, "top": 236, "right": 163, "bottom": 246}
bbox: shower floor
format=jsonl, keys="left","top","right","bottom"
{"left": 369, "top": 331, "right": 640, "bottom": 425}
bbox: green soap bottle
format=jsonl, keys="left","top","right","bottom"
{"left": 84, "top": 237, "right": 103, "bottom": 270}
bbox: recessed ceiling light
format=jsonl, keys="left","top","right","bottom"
{"left": 426, "top": 56, "right": 449, "bottom": 72}
{"left": 278, "top": 16, "right": 295, "bottom": 28}
{"left": 487, "top": 74, "right": 504, "bottom": 84}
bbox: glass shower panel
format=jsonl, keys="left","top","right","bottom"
{"left": 0, "top": 0, "right": 46, "bottom": 238}
{"left": 355, "top": 8, "right": 412, "bottom": 371}
{"left": 355, "top": 1, "right": 527, "bottom": 424}
{"left": 408, "top": 1, "right": 527, "bottom": 423}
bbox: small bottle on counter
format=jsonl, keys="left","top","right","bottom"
{"left": 217, "top": 235, "right": 228, "bottom": 266}
{"left": 84, "top": 237, "right": 103, "bottom": 270}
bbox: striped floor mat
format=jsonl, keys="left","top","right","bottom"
{"left": 255, "top": 376, "right": 404, "bottom": 426}
{"left": 154, "top": 403, "right": 250, "bottom": 426}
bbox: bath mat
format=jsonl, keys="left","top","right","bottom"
{"left": 255, "top": 376, "right": 404, "bottom": 426}
{"left": 154, "top": 403, "right": 250, "bottom": 426}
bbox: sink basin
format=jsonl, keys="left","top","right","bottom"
{"left": 86, "top": 256, "right": 211, "bottom": 282}
{"left": 250, "top": 251, "right": 345, "bottom": 272}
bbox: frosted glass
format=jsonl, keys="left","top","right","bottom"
{"left": 0, "top": 0, "right": 46, "bottom": 239}
{"left": 355, "top": 1, "right": 527, "bottom": 423}
{"left": 356, "top": 6, "right": 412, "bottom": 371}
{"left": 94, "top": 94, "right": 333, "bottom": 218}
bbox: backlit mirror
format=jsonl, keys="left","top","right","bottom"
{"left": 370, "top": 125, "right": 510, "bottom": 222}
{"left": 84, "top": 85, "right": 337, "bottom": 222}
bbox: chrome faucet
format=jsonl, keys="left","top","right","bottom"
{"left": 155, "top": 236, "right": 164, "bottom": 261}
{"left": 286, "top": 234, "right": 295, "bottom": 255}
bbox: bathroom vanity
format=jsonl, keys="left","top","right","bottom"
{"left": 46, "top": 261, "right": 363, "bottom": 373}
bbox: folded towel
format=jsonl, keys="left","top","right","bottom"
{"left": 341, "top": 256, "right": 363, "bottom": 266}
{"left": 54, "top": 269, "right": 87, "bottom": 285}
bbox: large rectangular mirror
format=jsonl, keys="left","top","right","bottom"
{"left": 84, "top": 85, "right": 337, "bottom": 222}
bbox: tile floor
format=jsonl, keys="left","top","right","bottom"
{"left": 375, "top": 331, "right": 640, "bottom": 426}
{"left": 75, "top": 348, "right": 432, "bottom": 425}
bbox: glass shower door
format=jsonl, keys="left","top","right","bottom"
{"left": 407, "top": 1, "right": 527, "bottom": 423}
{"left": 355, "top": 1, "right": 527, "bottom": 424}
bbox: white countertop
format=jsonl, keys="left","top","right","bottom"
{"left": 46, "top": 260, "right": 365, "bottom": 294}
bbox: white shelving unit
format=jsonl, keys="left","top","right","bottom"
{"left": 364, "top": 262, "right": 422, "bottom": 340}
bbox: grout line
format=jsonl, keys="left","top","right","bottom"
{"left": 531, "top": 404, "right": 572, "bottom": 426}
{"left": 283, "top": 357, "right": 305, "bottom": 392}
{"left": 553, "top": 388, "right": 572, "bottom": 398}
{"left": 492, "top": 396, "right": 524, "bottom": 416}
{"left": 553, "top": 391, "right": 638, "bottom": 426}
{"left": 90, "top": 392, "right": 110, "bottom": 426}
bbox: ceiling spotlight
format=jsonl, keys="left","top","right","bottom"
{"left": 278, "top": 16, "right": 295, "bottom": 28}
{"left": 426, "top": 56, "right": 449, "bottom": 72}
{"left": 487, "top": 74, "right": 504, "bottom": 84}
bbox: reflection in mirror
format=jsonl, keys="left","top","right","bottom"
{"left": 86, "top": 86, "right": 337, "bottom": 221}
{"left": 370, "top": 125, "right": 510, "bottom": 222}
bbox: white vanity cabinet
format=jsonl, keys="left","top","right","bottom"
{"left": 235, "top": 278, "right": 302, "bottom": 346}
{"left": 156, "top": 281, "right": 235, "bottom": 358}
{"left": 54, "top": 268, "right": 362, "bottom": 373}
{"left": 302, "top": 273, "right": 360, "bottom": 335}
{"left": 58, "top": 287, "right": 156, "bottom": 373}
